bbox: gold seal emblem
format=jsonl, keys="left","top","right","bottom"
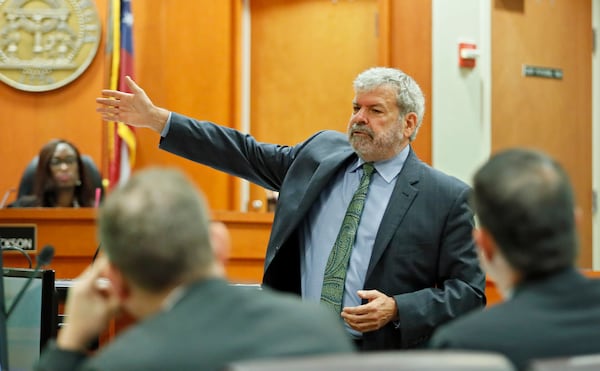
{"left": 0, "top": 0, "right": 101, "bottom": 92}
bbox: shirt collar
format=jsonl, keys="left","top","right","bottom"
{"left": 352, "top": 145, "right": 410, "bottom": 183}
{"left": 161, "top": 284, "right": 187, "bottom": 312}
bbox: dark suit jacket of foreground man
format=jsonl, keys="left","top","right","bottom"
{"left": 158, "top": 113, "right": 486, "bottom": 350}
{"left": 429, "top": 268, "right": 600, "bottom": 371}
{"left": 37, "top": 279, "right": 353, "bottom": 371}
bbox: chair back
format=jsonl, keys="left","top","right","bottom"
{"left": 224, "top": 350, "right": 516, "bottom": 371}
{"left": 17, "top": 155, "right": 103, "bottom": 199}
{"left": 528, "top": 354, "right": 600, "bottom": 371}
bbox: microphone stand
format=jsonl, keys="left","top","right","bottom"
{"left": 0, "top": 246, "right": 9, "bottom": 370}
{"left": 1, "top": 246, "right": 33, "bottom": 269}
{"left": 6, "top": 245, "right": 55, "bottom": 319}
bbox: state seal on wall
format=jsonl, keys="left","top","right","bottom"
{"left": 0, "top": 0, "right": 101, "bottom": 92}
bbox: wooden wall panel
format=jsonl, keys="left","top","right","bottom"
{"left": 388, "top": 0, "right": 433, "bottom": 165}
{"left": 250, "top": 0, "right": 379, "bottom": 143}
{"left": 129, "top": 0, "right": 238, "bottom": 210}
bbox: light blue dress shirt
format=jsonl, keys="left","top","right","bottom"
{"left": 300, "top": 145, "right": 409, "bottom": 337}
{"left": 160, "top": 113, "right": 173, "bottom": 137}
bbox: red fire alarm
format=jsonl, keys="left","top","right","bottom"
{"left": 458, "top": 42, "right": 479, "bottom": 68}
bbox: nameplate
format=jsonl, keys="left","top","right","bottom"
{"left": 522, "top": 65, "right": 563, "bottom": 80}
{"left": 0, "top": 224, "right": 37, "bottom": 251}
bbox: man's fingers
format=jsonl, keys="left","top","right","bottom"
{"left": 357, "top": 289, "right": 382, "bottom": 300}
{"left": 96, "top": 98, "right": 124, "bottom": 122}
{"left": 342, "top": 303, "right": 371, "bottom": 315}
{"left": 73, "top": 255, "right": 109, "bottom": 289}
{"left": 99, "top": 89, "right": 132, "bottom": 101}
{"left": 125, "top": 75, "right": 142, "bottom": 93}
{"left": 99, "top": 90, "right": 120, "bottom": 99}
{"left": 96, "top": 97, "right": 120, "bottom": 107}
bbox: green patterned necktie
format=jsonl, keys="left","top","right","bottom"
{"left": 320, "top": 162, "right": 375, "bottom": 314}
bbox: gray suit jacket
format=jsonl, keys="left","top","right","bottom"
{"left": 429, "top": 268, "right": 600, "bottom": 371}
{"left": 158, "top": 114, "right": 486, "bottom": 349}
{"left": 36, "top": 279, "right": 353, "bottom": 371}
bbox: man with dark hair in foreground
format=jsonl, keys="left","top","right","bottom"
{"left": 35, "top": 168, "right": 353, "bottom": 371}
{"left": 429, "top": 148, "right": 600, "bottom": 370}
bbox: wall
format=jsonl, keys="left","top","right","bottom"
{"left": 433, "top": 0, "right": 598, "bottom": 268}
{"left": 387, "top": 0, "right": 433, "bottom": 165}
{"left": 131, "top": 0, "right": 238, "bottom": 210}
{"left": 0, "top": 0, "right": 432, "bottom": 212}
{"left": 0, "top": 0, "right": 109, "bottom": 206}
{"left": 431, "top": 0, "right": 490, "bottom": 185}
{"left": 0, "top": 1, "right": 240, "bottom": 210}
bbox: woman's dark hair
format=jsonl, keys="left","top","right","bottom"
{"left": 30, "top": 139, "right": 95, "bottom": 207}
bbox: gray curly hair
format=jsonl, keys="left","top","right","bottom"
{"left": 353, "top": 67, "right": 425, "bottom": 141}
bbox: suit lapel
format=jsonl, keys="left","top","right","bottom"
{"left": 366, "top": 149, "right": 422, "bottom": 279}
{"left": 270, "top": 149, "right": 355, "bottom": 248}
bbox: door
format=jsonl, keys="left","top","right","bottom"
{"left": 492, "top": 0, "right": 593, "bottom": 267}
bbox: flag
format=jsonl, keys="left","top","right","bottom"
{"left": 106, "top": 0, "right": 136, "bottom": 189}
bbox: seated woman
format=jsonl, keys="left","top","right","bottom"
{"left": 11, "top": 139, "right": 97, "bottom": 207}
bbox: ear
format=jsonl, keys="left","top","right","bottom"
{"left": 105, "top": 262, "right": 130, "bottom": 301}
{"left": 402, "top": 112, "right": 418, "bottom": 139}
{"left": 209, "top": 221, "right": 231, "bottom": 264}
{"left": 473, "top": 227, "right": 497, "bottom": 263}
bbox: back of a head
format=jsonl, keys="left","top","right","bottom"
{"left": 471, "top": 148, "right": 577, "bottom": 279}
{"left": 98, "top": 168, "right": 213, "bottom": 291}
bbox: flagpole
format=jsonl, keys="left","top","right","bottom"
{"left": 107, "top": 0, "right": 121, "bottom": 190}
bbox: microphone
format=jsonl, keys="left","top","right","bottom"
{"left": 6, "top": 245, "right": 55, "bottom": 318}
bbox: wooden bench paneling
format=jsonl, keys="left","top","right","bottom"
{"left": 0, "top": 209, "right": 272, "bottom": 283}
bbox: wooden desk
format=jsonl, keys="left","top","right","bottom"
{"left": 0, "top": 208, "right": 272, "bottom": 283}
{"left": 0, "top": 209, "right": 98, "bottom": 278}
{"left": 0, "top": 208, "right": 273, "bottom": 345}
{"left": 214, "top": 211, "right": 272, "bottom": 283}
{"left": 6, "top": 208, "right": 595, "bottom": 307}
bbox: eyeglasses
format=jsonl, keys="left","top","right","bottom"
{"left": 50, "top": 157, "right": 77, "bottom": 167}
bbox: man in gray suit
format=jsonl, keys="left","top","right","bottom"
{"left": 429, "top": 149, "right": 600, "bottom": 370}
{"left": 35, "top": 168, "right": 353, "bottom": 371}
{"left": 96, "top": 67, "right": 486, "bottom": 350}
